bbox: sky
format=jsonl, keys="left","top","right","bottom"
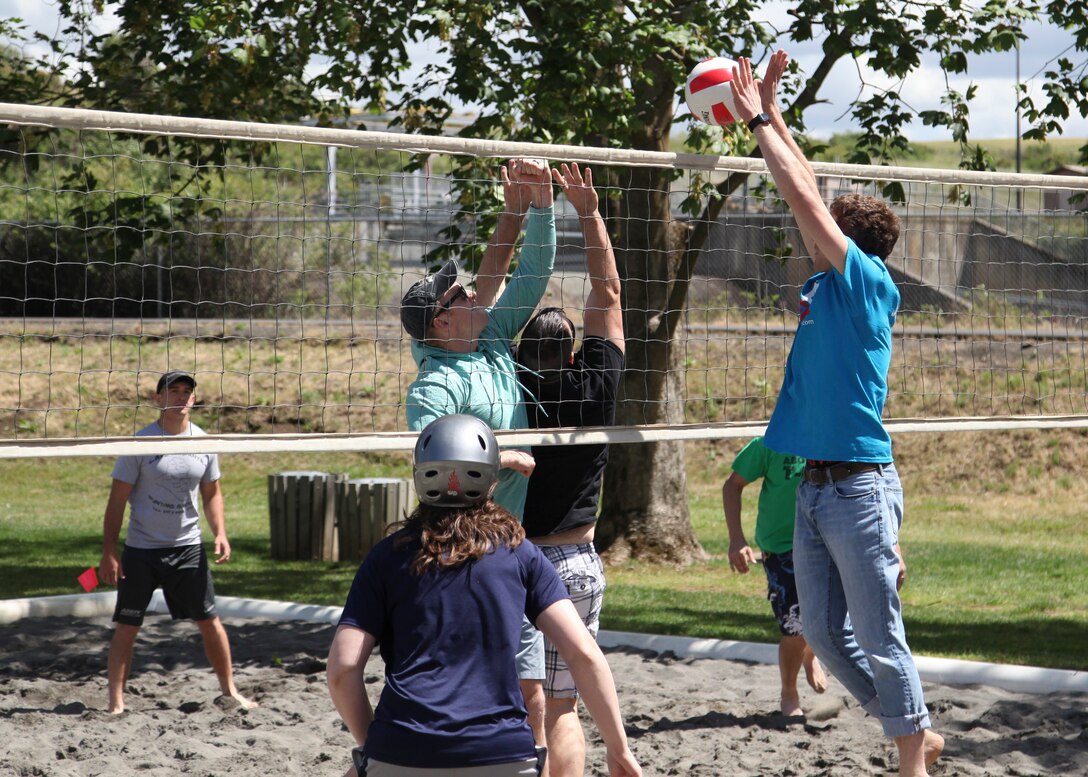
{"left": 4, "top": 0, "right": 1086, "bottom": 142}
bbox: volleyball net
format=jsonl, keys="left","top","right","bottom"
{"left": 2, "top": 102, "right": 1088, "bottom": 458}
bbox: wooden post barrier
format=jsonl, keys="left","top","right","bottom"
{"left": 336, "top": 477, "right": 415, "bottom": 562}
{"left": 267, "top": 471, "right": 346, "bottom": 561}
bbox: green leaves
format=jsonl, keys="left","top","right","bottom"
{"left": 4, "top": 0, "right": 1088, "bottom": 265}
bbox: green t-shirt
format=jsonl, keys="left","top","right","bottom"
{"left": 730, "top": 437, "right": 805, "bottom": 555}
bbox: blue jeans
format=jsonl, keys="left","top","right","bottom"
{"left": 794, "top": 463, "right": 931, "bottom": 738}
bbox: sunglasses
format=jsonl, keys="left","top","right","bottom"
{"left": 435, "top": 284, "right": 468, "bottom": 315}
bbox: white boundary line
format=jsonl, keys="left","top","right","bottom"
{"left": 3, "top": 592, "right": 1085, "bottom": 696}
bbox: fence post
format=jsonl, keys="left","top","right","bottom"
{"left": 267, "top": 471, "right": 346, "bottom": 561}
{"left": 336, "top": 477, "right": 415, "bottom": 562}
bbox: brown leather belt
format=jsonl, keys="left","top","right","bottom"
{"left": 802, "top": 461, "right": 884, "bottom": 485}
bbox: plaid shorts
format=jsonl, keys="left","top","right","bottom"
{"left": 763, "top": 550, "right": 803, "bottom": 637}
{"left": 539, "top": 543, "right": 605, "bottom": 699}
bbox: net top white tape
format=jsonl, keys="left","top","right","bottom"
{"left": 2, "top": 102, "right": 1087, "bottom": 190}
{"left": 3, "top": 416, "right": 1088, "bottom": 459}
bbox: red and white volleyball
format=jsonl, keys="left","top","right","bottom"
{"left": 684, "top": 57, "right": 740, "bottom": 126}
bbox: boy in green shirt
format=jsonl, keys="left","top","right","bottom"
{"left": 722, "top": 436, "right": 827, "bottom": 717}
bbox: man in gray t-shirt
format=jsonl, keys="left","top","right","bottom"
{"left": 98, "top": 371, "right": 256, "bottom": 714}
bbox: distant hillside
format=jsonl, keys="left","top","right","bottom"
{"left": 672, "top": 133, "right": 1086, "bottom": 174}
{"left": 812, "top": 135, "right": 1086, "bottom": 174}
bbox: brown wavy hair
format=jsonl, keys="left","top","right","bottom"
{"left": 394, "top": 500, "right": 525, "bottom": 575}
{"left": 830, "top": 194, "right": 900, "bottom": 260}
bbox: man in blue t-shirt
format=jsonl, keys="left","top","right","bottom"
{"left": 99, "top": 371, "right": 255, "bottom": 714}
{"left": 730, "top": 52, "right": 942, "bottom": 776}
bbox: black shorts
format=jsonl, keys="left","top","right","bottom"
{"left": 113, "top": 544, "right": 217, "bottom": 626}
{"left": 762, "top": 550, "right": 803, "bottom": 637}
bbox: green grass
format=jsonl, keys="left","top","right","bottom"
{"left": 2, "top": 436, "right": 1086, "bottom": 671}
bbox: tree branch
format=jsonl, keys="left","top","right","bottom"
{"left": 661, "top": 32, "right": 850, "bottom": 337}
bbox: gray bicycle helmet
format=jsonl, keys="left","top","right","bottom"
{"left": 413, "top": 414, "right": 500, "bottom": 507}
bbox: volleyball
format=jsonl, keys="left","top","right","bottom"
{"left": 684, "top": 57, "right": 740, "bottom": 126}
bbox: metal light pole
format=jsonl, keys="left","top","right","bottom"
{"left": 1015, "top": 38, "right": 1022, "bottom": 211}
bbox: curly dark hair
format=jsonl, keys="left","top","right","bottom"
{"left": 830, "top": 194, "right": 900, "bottom": 260}
{"left": 394, "top": 500, "right": 525, "bottom": 575}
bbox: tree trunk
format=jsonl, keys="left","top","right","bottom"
{"left": 596, "top": 162, "right": 706, "bottom": 565}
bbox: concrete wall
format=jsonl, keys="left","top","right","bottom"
{"left": 695, "top": 211, "right": 1088, "bottom": 315}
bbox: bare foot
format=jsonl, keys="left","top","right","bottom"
{"left": 108, "top": 703, "right": 124, "bottom": 715}
{"left": 924, "top": 729, "right": 944, "bottom": 770}
{"left": 780, "top": 693, "right": 803, "bottom": 717}
{"left": 804, "top": 653, "right": 828, "bottom": 694}
{"left": 224, "top": 691, "right": 259, "bottom": 710}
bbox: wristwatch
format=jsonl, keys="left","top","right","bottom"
{"left": 747, "top": 113, "right": 772, "bottom": 132}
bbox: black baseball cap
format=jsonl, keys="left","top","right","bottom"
{"left": 156, "top": 371, "right": 197, "bottom": 393}
{"left": 400, "top": 259, "right": 459, "bottom": 341}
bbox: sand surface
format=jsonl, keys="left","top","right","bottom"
{"left": 2, "top": 614, "right": 1086, "bottom": 776}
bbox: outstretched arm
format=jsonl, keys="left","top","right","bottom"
{"left": 731, "top": 53, "right": 846, "bottom": 274}
{"left": 760, "top": 50, "right": 816, "bottom": 186}
{"left": 553, "top": 163, "right": 624, "bottom": 353}
{"left": 757, "top": 50, "right": 821, "bottom": 262}
{"left": 476, "top": 163, "right": 532, "bottom": 308}
{"left": 489, "top": 160, "right": 556, "bottom": 340}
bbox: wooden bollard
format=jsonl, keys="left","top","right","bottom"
{"left": 267, "top": 471, "right": 346, "bottom": 561}
{"left": 335, "top": 477, "right": 415, "bottom": 562}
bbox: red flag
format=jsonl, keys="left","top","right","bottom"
{"left": 77, "top": 567, "right": 99, "bottom": 593}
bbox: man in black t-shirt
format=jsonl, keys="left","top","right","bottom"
{"left": 517, "top": 163, "right": 624, "bottom": 777}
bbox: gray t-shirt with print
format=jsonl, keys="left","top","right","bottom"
{"left": 112, "top": 421, "right": 221, "bottom": 549}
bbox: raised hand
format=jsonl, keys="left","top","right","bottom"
{"left": 499, "top": 163, "right": 531, "bottom": 217}
{"left": 509, "top": 158, "right": 554, "bottom": 208}
{"left": 759, "top": 49, "right": 789, "bottom": 120}
{"left": 728, "top": 56, "right": 762, "bottom": 125}
{"left": 552, "top": 163, "right": 598, "bottom": 218}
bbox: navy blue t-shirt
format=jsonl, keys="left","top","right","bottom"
{"left": 338, "top": 530, "right": 569, "bottom": 768}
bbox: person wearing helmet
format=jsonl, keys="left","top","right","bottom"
{"left": 327, "top": 415, "right": 641, "bottom": 777}
{"left": 401, "top": 158, "right": 555, "bottom": 520}
{"left": 401, "top": 158, "right": 556, "bottom": 755}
